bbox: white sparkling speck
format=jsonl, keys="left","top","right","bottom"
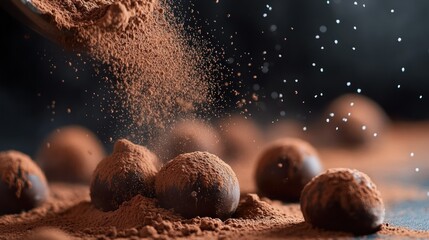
{"left": 315, "top": 35, "right": 320, "bottom": 39}
{"left": 391, "top": 9, "right": 395, "bottom": 13}
{"left": 415, "top": 168, "right": 420, "bottom": 172}
{"left": 398, "top": 37, "right": 402, "bottom": 42}
{"left": 346, "top": 82, "right": 351, "bottom": 86}
{"left": 397, "top": 85, "right": 401, "bottom": 89}
{"left": 373, "top": 133, "right": 378, "bottom": 137}
{"left": 336, "top": 19, "right": 340, "bottom": 24}
{"left": 326, "top": 118, "right": 330, "bottom": 123}
{"left": 334, "top": 40, "right": 339, "bottom": 44}
{"left": 321, "top": 46, "right": 325, "bottom": 50}
{"left": 362, "top": 125, "right": 367, "bottom": 130}
{"left": 320, "top": 68, "right": 324, "bottom": 72}
{"left": 353, "top": 26, "right": 357, "bottom": 30}
{"left": 419, "top": 95, "right": 423, "bottom": 99}
{"left": 303, "top": 126, "right": 307, "bottom": 131}
{"left": 329, "top": 113, "right": 335, "bottom": 117}
{"left": 312, "top": 63, "right": 316, "bottom": 66}
{"left": 354, "top": 1, "right": 358, "bottom": 5}
{"left": 410, "top": 152, "right": 415, "bottom": 157}
{"left": 401, "top": 67, "right": 405, "bottom": 72}
{"left": 262, "top": 13, "right": 268, "bottom": 17}
{"left": 357, "top": 88, "right": 362, "bottom": 93}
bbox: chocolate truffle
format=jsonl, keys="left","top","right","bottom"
{"left": 90, "top": 139, "right": 158, "bottom": 211}
{"left": 156, "top": 119, "right": 222, "bottom": 161}
{"left": 0, "top": 150, "right": 49, "bottom": 215}
{"left": 217, "top": 115, "right": 262, "bottom": 161}
{"left": 300, "top": 168, "right": 385, "bottom": 235}
{"left": 324, "top": 94, "right": 388, "bottom": 146}
{"left": 255, "top": 138, "right": 322, "bottom": 202}
{"left": 155, "top": 151, "right": 240, "bottom": 219}
{"left": 37, "top": 126, "right": 105, "bottom": 184}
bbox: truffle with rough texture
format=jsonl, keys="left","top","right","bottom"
{"left": 90, "top": 139, "right": 158, "bottom": 211}
{"left": 255, "top": 138, "right": 322, "bottom": 202}
{"left": 37, "top": 126, "right": 105, "bottom": 184}
{"left": 324, "top": 94, "right": 388, "bottom": 146}
{"left": 301, "top": 168, "right": 385, "bottom": 235}
{"left": 0, "top": 150, "right": 49, "bottom": 215}
{"left": 155, "top": 151, "right": 240, "bottom": 219}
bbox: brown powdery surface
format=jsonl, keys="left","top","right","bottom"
{"left": 0, "top": 151, "right": 48, "bottom": 198}
{"left": 155, "top": 151, "right": 237, "bottom": 194}
{"left": 1, "top": 124, "right": 429, "bottom": 239}
{"left": 93, "top": 139, "right": 159, "bottom": 185}
{"left": 37, "top": 125, "right": 105, "bottom": 184}
{"left": 32, "top": 0, "right": 215, "bottom": 135}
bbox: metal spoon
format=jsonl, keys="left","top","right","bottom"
{"left": 0, "top": 0, "right": 63, "bottom": 42}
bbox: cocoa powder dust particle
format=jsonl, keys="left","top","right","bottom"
{"left": 32, "top": 0, "right": 218, "bottom": 138}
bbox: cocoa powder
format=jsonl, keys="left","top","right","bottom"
{"left": 32, "top": 0, "right": 215, "bottom": 136}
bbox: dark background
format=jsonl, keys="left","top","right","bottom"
{"left": 1, "top": 0, "right": 429, "bottom": 154}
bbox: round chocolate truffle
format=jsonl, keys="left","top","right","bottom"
{"left": 0, "top": 150, "right": 49, "bottom": 215}
{"left": 217, "top": 115, "right": 262, "bottom": 161}
{"left": 155, "top": 119, "right": 222, "bottom": 161}
{"left": 155, "top": 151, "right": 240, "bottom": 219}
{"left": 90, "top": 139, "right": 158, "bottom": 211}
{"left": 255, "top": 138, "right": 322, "bottom": 202}
{"left": 324, "top": 94, "right": 388, "bottom": 146}
{"left": 37, "top": 126, "right": 105, "bottom": 184}
{"left": 300, "top": 168, "right": 385, "bottom": 235}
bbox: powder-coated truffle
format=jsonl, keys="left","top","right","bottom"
{"left": 0, "top": 150, "right": 49, "bottom": 215}
{"left": 155, "top": 151, "right": 240, "bottom": 219}
{"left": 90, "top": 139, "right": 158, "bottom": 211}
{"left": 255, "top": 138, "right": 322, "bottom": 202}
{"left": 300, "top": 168, "right": 385, "bottom": 235}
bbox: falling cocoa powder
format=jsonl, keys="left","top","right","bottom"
{"left": 31, "top": 0, "right": 216, "bottom": 137}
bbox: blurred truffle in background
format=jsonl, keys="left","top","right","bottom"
{"left": 216, "top": 115, "right": 262, "bottom": 162}
{"left": 36, "top": 125, "right": 105, "bottom": 184}
{"left": 153, "top": 119, "right": 222, "bottom": 162}
{"left": 320, "top": 94, "right": 389, "bottom": 147}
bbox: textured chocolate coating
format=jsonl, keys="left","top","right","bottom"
{"left": 255, "top": 138, "right": 322, "bottom": 202}
{"left": 325, "top": 94, "right": 388, "bottom": 146}
{"left": 301, "top": 168, "right": 385, "bottom": 235}
{"left": 90, "top": 139, "right": 158, "bottom": 211}
{"left": 155, "top": 151, "right": 240, "bottom": 219}
{"left": 37, "top": 126, "right": 105, "bottom": 184}
{"left": 0, "top": 151, "right": 49, "bottom": 215}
